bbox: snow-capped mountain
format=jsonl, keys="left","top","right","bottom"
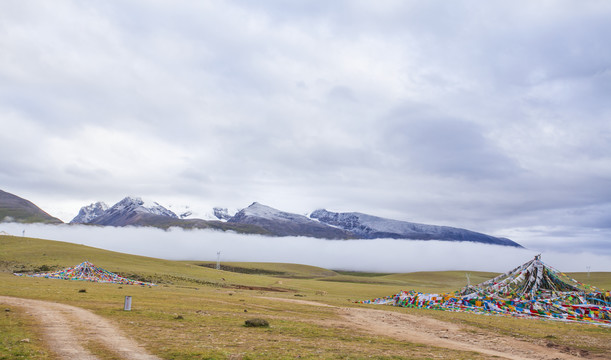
{"left": 213, "top": 207, "right": 232, "bottom": 221}
{"left": 72, "top": 197, "right": 178, "bottom": 226}
{"left": 228, "top": 202, "right": 352, "bottom": 239}
{"left": 69, "top": 197, "right": 264, "bottom": 233}
{"left": 179, "top": 210, "right": 192, "bottom": 219}
{"left": 70, "top": 202, "right": 108, "bottom": 224}
{"left": 135, "top": 198, "right": 178, "bottom": 218}
{"left": 310, "top": 209, "right": 521, "bottom": 247}
{"left": 165, "top": 204, "right": 210, "bottom": 220}
{"left": 66, "top": 197, "right": 522, "bottom": 247}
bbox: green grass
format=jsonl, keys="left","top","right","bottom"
{"left": 0, "top": 208, "right": 61, "bottom": 224}
{"left": 0, "top": 305, "right": 54, "bottom": 359}
{"left": 0, "top": 273, "right": 487, "bottom": 359}
{"left": 567, "top": 272, "right": 611, "bottom": 291}
{"left": 1, "top": 234, "right": 610, "bottom": 359}
{"left": 334, "top": 270, "right": 394, "bottom": 277}
{"left": 192, "top": 261, "right": 338, "bottom": 278}
{"left": 400, "top": 306, "right": 611, "bottom": 357}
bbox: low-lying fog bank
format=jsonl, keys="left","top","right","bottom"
{"left": 2, "top": 223, "right": 609, "bottom": 273}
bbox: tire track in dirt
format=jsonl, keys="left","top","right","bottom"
{"left": 0, "top": 296, "right": 160, "bottom": 360}
{"left": 265, "top": 297, "right": 584, "bottom": 360}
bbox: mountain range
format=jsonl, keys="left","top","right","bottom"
{"left": 310, "top": 209, "right": 518, "bottom": 247}
{"left": 0, "top": 189, "right": 522, "bottom": 247}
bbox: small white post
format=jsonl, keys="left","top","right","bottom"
{"left": 586, "top": 266, "right": 591, "bottom": 279}
{"left": 216, "top": 251, "right": 221, "bottom": 270}
{"left": 124, "top": 296, "right": 132, "bottom": 311}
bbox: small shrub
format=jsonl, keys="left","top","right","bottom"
{"left": 36, "top": 265, "right": 53, "bottom": 272}
{"left": 78, "top": 289, "right": 87, "bottom": 293}
{"left": 244, "top": 318, "right": 269, "bottom": 328}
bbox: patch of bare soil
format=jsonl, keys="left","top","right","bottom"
{"left": 266, "top": 297, "right": 586, "bottom": 360}
{"left": 0, "top": 296, "right": 159, "bottom": 360}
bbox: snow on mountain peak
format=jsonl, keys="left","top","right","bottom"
{"left": 70, "top": 201, "right": 109, "bottom": 224}
{"left": 310, "top": 209, "right": 521, "bottom": 246}
{"left": 213, "top": 207, "right": 232, "bottom": 221}
{"left": 141, "top": 200, "right": 178, "bottom": 218}
{"left": 240, "top": 202, "right": 282, "bottom": 219}
{"left": 113, "top": 196, "right": 144, "bottom": 211}
{"left": 231, "top": 202, "right": 314, "bottom": 223}
{"left": 76, "top": 196, "right": 178, "bottom": 222}
{"left": 310, "top": 209, "right": 449, "bottom": 236}
{"left": 162, "top": 203, "right": 236, "bottom": 221}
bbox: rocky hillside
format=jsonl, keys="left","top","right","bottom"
{"left": 0, "top": 189, "right": 62, "bottom": 224}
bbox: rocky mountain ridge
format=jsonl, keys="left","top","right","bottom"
{"left": 310, "top": 209, "right": 520, "bottom": 247}
{"left": 0, "top": 189, "right": 522, "bottom": 247}
{"left": 71, "top": 197, "right": 178, "bottom": 226}
{"left": 228, "top": 202, "right": 352, "bottom": 239}
{"left": 70, "top": 201, "right": 109, "bottom": 224}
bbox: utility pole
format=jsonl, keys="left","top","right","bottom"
{"left": 216, "top": 251, "right": 221, "bottom": 270}
{"left": 586, "top": 266, "right": 591, "bottom": 279}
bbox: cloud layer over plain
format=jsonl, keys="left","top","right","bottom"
{"left": 0, "top": 1, "right": 609, "bottom": 255}
{"left": 3, "top": 223, "right": 609, "bottom": 273}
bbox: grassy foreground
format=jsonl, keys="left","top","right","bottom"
{"left": 1, "top": 235, "right": 610, "bottom": 359}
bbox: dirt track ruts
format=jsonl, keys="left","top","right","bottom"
{"left": 1, "top": 294, "right": 595, "bottom": 360}
{"left": 0, "top": 295, "right": 159, "bottom": 360}
{"left": 267, "top": 297, "right": 587, "bottom": 360}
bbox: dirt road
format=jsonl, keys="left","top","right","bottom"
{"left": 1, "top": 294, "right": 594, "bottom": 360}
{"left": 0, "top": 296, "right": 160, "bottom": 360}
{"left": 269, "top": 297, "right": 587, "bottom": 360}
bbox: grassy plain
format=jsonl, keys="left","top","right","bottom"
{"left": 1, "top": 235, "right": 610, "bottom": 359}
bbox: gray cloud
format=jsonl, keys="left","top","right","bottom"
{"left": 0, "top": 1, "right": 609, "bottom": 256}
{"left": 382, "top": 106, "right": 519, "bottom": 179}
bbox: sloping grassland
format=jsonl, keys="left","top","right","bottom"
{"left": 1, "top": 235, "right": 609, "bottom": 359}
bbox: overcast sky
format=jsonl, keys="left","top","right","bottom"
{"left": 1, "top": 1, "right": 610, "bottom": 257}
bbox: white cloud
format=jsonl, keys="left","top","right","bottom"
{"left": 2, "top": 223, "right": 609, "bottom": 273}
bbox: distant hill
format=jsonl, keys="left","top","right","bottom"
{"left": 0, "top": 189, "right": 62, "bottom": 224}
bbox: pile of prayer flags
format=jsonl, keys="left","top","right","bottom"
{"left": 14, "top": 261, "right": 155, "bottom": 286}
{"left": 360, "top": 255, "right": 610, "bottom": 326}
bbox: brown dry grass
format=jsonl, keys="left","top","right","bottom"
{"left": 1, "top": 235, "right": 610, "bottom": 359}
